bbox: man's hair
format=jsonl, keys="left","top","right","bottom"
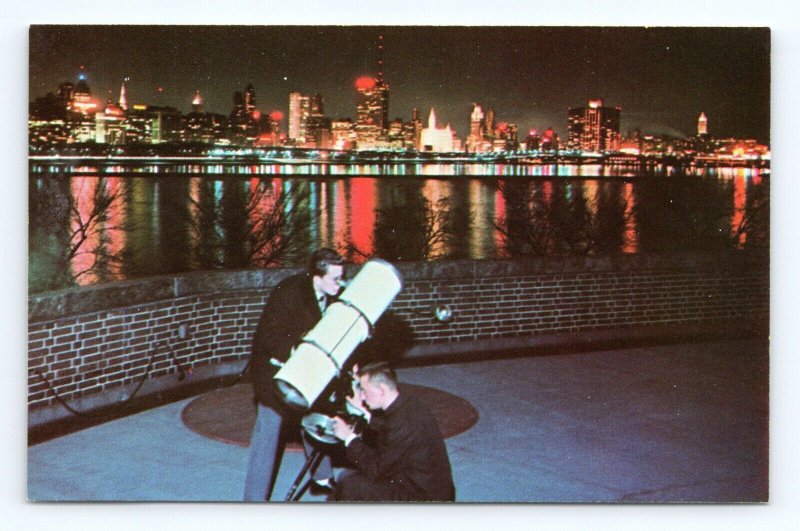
{"left": 308, "top": 248, "right": 344, "bottom": 277}
{"left": 359, "top": 361, "right": 398, "bottom": 391}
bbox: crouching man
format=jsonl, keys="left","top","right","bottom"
{"left": 330, "top": 362, "right": 455, "bottom": 502}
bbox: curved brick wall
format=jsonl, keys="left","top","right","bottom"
{"left": 28, "top": 252, "right": 768, "bottom": 427}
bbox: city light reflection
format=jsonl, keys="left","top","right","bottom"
{"left": 732, "top": 170, "right": 748, "bottom": 248}
{"left": 622, "top": 182, "right": 638, "bottom": 253}
{"left": 28, "top": 167, "right": 769, "bottom": 293}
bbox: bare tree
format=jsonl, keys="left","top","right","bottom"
{"left": 730, "top": 177, "right": 769, "bottom": 251}
{"left": 68, "top": 178, "right": 124, "bottom": 283}
{"left": 494, "top": 180, "right": 635, "bottom": 257}
{"left": 246, "top": 179, "right": 313, "bottom": 267}
{"left": 346, "top": 195, "right": 467, "bottom": 263}
{"left": 184, "top": 177, "right": 312, "bottom": 270}
{"left": 29, "top": 176, "right": 125, "bottom": 292}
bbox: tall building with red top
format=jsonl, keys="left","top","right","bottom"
{"left": 355, "top": 35, "right": 389, "bottom": 149}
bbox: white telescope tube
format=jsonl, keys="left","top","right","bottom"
{"left": 273, "top": 259, "right": 403, "bottom": 410}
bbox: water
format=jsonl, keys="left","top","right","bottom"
{"left": 28, "top": 162, "right": 769, "bottom": 293}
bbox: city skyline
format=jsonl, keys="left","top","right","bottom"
{"left": 29, "top": 25, "right": 770, "bottom": 143}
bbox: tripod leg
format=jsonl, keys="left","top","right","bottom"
{"left": 285, "top": 449, "right": 324, "bottom": 502}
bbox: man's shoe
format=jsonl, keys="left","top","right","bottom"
{"left": 309, "top": 477, "right": 336, "bottom": 496}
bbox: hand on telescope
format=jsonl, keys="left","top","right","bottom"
{"left": 345, "top": 381, "right": 371, "bottom": 422}
{"left": 332, "top": 416, "right": 356, "bottom": 443}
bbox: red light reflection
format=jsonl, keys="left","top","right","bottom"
{"left": 622, "top": 182, "right": 638, "bottom": 253}
{"left": 732, "top": 172, "right": 747, "bottom": 247}
{"left": 70, "top": 177, "right": 126, "bottom": 285}
{"left": 348, "top": 178, "right": 376, "bottom": 260}
{"left": 494, "top": 184, "right": 507, "bottom": 256}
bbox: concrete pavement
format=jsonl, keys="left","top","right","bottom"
{"left": 27, "top": 337, "right": 768, "bottom": 503}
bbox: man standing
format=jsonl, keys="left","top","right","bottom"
{"left": 331, "top": 362, "right": 456, "bottom": 502}
{"left": 244, "top": 248, "right": 344, "bottom": 501}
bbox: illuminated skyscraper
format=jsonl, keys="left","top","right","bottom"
{"left": 244, "top": 84, "right": 257, "bottom": 115}
{"left": 354, "top": 35, "right": 390, "bottom": 150}
{"left": 62, "top": 68, "right": 98, "bottom": 142}
{"left": 68, "top": 68, "right": 97, "bottom": 116}
{"left": 469, "top": 105, "right": 483, "bottom": 139}
{"left": 619, "top": 128, "right": 643, "bottom": 154}
{"left": 411, "top": 107, "right": 422, "bottom": 147}
{"left": 290, "top": 92, "right": 327, "bottom": 147}
{"left": 232, "top": 83, "right": 258, "bottom": 122}
{"left": 567, "top": 99, "right": 621, "bottom": 152}
{"left": 289, "top": 92, "right": 310, "bottom": 142}
{"left": 697, "top": 112, "right": 708, "bottom": 135}
{"left": 525, "top": 129, "right": 541, "bottom": 151}
{"left": 95, "top": 102, "right": 126, "bottom": 144}
{"left": 192, "top": 90, "right": 203, "bottom": 113}
{"left": 540, "top": 127, "right": 558, "bottom": 151}
{"left": 355, "top": 76, "right": 380, "bottom": 148}
{"left": 305, "top": 94, "right": 329, "bottom": 147}
{"left": 230, "top": 83, "right": 260, "bottom": 144}
{"left": 331, "top": 119, "right": 356, "bottom": 150}
{"left": 493, "top": 122, "right": 518, "bottom": 151}
{"left": 467, "top": 104, "right": 490, "bottom": 153}
{"left": 485, "top": 107, "right": 495, "bottom": 142}
{"left": 692, "top": 112, "right": 714, "bottom": 154}
{"left": 375, "top": 36, "right": 389, "bottom": 132}
{"left": 419, "top": 108, "right": 454, "bottom": 152}
{"left": 387, "top": 118, "right": 405, "bottom": 148}
{"left": 58, "top": 82, "right": 74, "bottom": 102}
{"left": 310, "top": 93, "right": 324, "bottom": 117}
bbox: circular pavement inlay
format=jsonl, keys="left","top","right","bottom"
{"left": 181, "top": 383, "right": 479, "bottom": 449}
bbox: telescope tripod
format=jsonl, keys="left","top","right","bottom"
{"left": 284, "top": 447, "right": 325, "bottom": 501}
{"left": 283, "top": 376, "right": 362, "bottom": 501}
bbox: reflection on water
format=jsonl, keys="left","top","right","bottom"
{"left": 30, "top": 160, "right": 693, "bottom": 179}
{"left": 28, "top": 164, "right": 770, "bottom": 293}
{"left": 622, "top": 182, "right": 638, "bottom": 253}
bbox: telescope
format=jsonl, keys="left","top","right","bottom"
{"left": 273, "top": 259, "right": 403, "bottom": 410}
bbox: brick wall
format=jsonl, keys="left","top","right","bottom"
{"left": 28, "top": 252, "right": 768, "bottom": 426}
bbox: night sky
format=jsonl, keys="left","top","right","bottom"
{"left": 29, "top": 25, "right": 770, "bottom": 142}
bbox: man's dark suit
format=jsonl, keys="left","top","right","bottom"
{"left": 250, "top": 272, "right": 322, "bottom": 414}
{"left": 334, "top": 392, "right": 456, "bottom": 502}
{"left": 244, "top": 271, "right": 329, "bottom": 500}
